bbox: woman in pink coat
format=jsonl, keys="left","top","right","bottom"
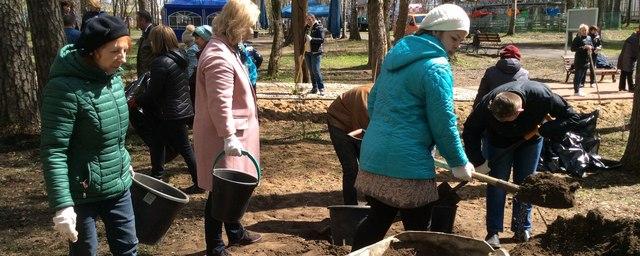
{"left": 192, "top": 0, "right": 262, "bottom": 254}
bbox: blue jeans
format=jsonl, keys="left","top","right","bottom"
{"left": 204, "top": 193, "right": 245, "bottom": 255}
{"left": 483, "top": 137, "right": 543, "bottom": 234}
{"left": 71, "top": 190, "right": 138, "bottom": 256}
{"left": 328, "top": 124, "right": 361, "bottom": 205}
{"left": 573, "top": 67, "right": 588, "bottom": 93}
{"left": 305, "top": 52, "right": 324, "bottom": 90}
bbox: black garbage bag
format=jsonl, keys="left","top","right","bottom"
{"left": 538, "top": 110, "right": 617, "bottom": 177}
{"left": 126, "top": 73, "right": 178, "bottom": 163}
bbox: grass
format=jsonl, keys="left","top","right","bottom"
{"left": 258, "top": 24, "right": 639, "bottom": 83}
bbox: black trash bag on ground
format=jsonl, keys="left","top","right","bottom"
{"left": 538, "top": 110, "right": 616, "bottom": 177}
{"left": 126, "top": 73, "right": 178, "bottom": 163}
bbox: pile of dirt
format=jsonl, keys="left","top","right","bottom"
{"left": 381, "top": 241, "right": 460, "bottom": 256}
{"left": 516, "top": 173, "right": 579, "bottom": 209}
{"left": 510, "top": 210, "right": 640, "bottom": 256}
{"left": 258, "top": 99, "right": 329, "bottom": 123}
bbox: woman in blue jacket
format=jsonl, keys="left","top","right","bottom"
{"left": 351, "top": 4, "right": 476, "bottom": 251}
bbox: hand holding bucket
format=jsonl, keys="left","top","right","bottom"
{"left": 210, "top": 150, "right": 262, "bottom": 222}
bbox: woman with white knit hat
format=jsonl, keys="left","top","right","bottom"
{"left": 351, "top": 4, "right": 474, "bottom": 251}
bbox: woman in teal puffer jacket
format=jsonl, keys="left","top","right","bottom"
{"left": 351, "top": 4, "right": 477, "bottom": 251}
{"left": 40, "top": 16, "right": 138, "bottom": 255}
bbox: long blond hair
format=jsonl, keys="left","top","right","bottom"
{"left": 212, "top": 0, "right": 260, "bottom": 45}
{"left": 149, "top": 25, "right": 179, "bottom": 56}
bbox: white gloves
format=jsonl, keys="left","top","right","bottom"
{"left": 305, "top": 34, "right": 312, "bottom": 42}
{"left": 476, "top": 161, "right": 490, "bottom": 174}
{"left": 129, "top": 165, "right": 135, "bottom": 178}
{"left": 53, "top": 206, "right": 78, "bottom": 243}
{"left": 224, "top": 134, "right": 244, "bottom": 156}
{"left": 451, "top": 162, "right": 475, "bottom": 181}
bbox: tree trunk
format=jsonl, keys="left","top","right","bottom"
{"left": 113, "top": 0, "right": 119, "bottom": 16}
{"left": 26, "top": 0, "right": 65, "bottom": 103}
{"left": 292, "top": 0, "right": 307, "bottom": 84}
{"left": 383, "top": 0, "right": 391, "bottom": 49}
{"left": 348, "top": 0, "right": 361, "bottom": 40}
{"left": 393, "top": 0, "right": 409, "bottom": 44}
{"left": 341, "top": 0, "right": 347, "bottom": 38}
{"left": 368, "top": 0, "right": 387, "bottom": 81}
{"left": 267, "top": 0, "right": 284, "bottom": 77}
{"left": 597, "top": 0, "right": 605, "bottom": 27}
{"left": 620, "top": 36, "right": 640, "bottom": 170}
{"left": 507, "top": 0, "right": 517, "bottom": 35}
{"left": 613, "top": 0, "right": 620, "bottom": 12}
{"left": 138, "top": 0, "right": 147, "bottom": 12}
{"left": 0, "top": 0, "right": 41, "bottom": 134}
{"left": 625, "top": 0, "right": 632, "bottom": 27}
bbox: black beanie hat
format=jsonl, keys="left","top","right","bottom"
{"left": 77, "top": 15, "right": 129, "bottom": 55}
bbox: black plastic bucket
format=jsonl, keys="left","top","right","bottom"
{"left": 210, "top": 150, "right": 261, "bottom": 223}
{"left": 429, "top": 205, "right": 458, "bottom": 233}
{"left": 327, "top": 205, "right": 370, "bottom": 246}
{"left": 131, "top": 173, "right": 189, "bottom": 245}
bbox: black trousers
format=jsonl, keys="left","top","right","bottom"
{"left": 620, "top": 70, "right": 635, "bottom": 91}
{"left": 204, "top": 193, "right": 245, "bottom": 255}
{"left": 328, "top": 124, "right": 360, "bottom": 205}
{"left": 149, "top": 118, "right": 197, "bottom": 184}
{"left": 351, "top": 196, "right": 432, "bottom": 251}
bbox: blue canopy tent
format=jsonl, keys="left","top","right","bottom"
{"left": 259, "top": 0, "right": 269, "bottom": 29}
{"left": 281, "top": 0, "right": 329, "bottom": 18}
{"left": 163, "top": 0, "right": 227, "bottom": 40}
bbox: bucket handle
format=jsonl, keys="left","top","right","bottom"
{"left": 213, "top": 150, "right": 262, "bottom": 181}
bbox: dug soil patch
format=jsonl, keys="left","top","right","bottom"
{"left": 381, "top": 241, "right": 460, "bottom": 256}
{"left": 510, "top": 210, "right": 640, "bottom": 256}
{"left": 517, "top": 173, "right": 579, "bottom": 209}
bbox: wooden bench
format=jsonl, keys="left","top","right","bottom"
{"left": 562, "top": 56, "right": 619, "bottom": 83}
{"left": 464, "top": 33, "right": 508, "bottom": 55}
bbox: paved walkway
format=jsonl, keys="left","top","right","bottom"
{"left": 256, "top": 81, "right": 634, "bottom": 102}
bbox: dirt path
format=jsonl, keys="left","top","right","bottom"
{"left": 2, "top": 98, "right": 639, "bottom": 256}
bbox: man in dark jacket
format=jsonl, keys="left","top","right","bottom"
{"left": 473, "top": 44, "right": 529, "bottom": 107}
{"left": 463, "top": 80, "right": 580, "bottom": 249}
{"left": 305, "top": 14, "right": 326, "bottom": 95}
{"left": 617, "top": 25, "right": 639, "bottom": 92}
{"left": 136, "top": 11, "right": 155, "bottom": 77}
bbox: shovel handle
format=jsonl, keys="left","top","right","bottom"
{"left": 434, "top": 159, "right": 520, "bottom": 193}
{"left": 472, "top": 172, "right": 520, "bottom": 193}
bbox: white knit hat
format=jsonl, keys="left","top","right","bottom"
{"left": 419, "top": 4, "right": 470, "bottom": 34}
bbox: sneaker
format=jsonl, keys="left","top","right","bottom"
{"left": 574, "top": 91, "right": 585, "bottom": 97}
{"left": 589, "top": 83, "right": 595, "bottom": 88}
{"left": 485, "top": 233, "right": 501, "bottom": 249}
{"left": 318, "top": 89, "right": 325, "bottom": 96}
{"left": 579, "top": 84, "right": 585, "bottom": 88}
{"left": 181, "top": 185, "right": 204, "bottom": 194}
{"left": 513, "top": 230, "right": 531, "bottom": 243}
{"left": 309, "top": 88, "right": 318, "bottom": 94}
{"left": 229, "top": 230, "right": 262, "bottom": 246}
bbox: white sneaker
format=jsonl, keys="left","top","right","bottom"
{"left": 574, "top": 91, "right": 585, "bottom": 97}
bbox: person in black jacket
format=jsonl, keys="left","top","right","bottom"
{"left": 136, "top": 25, "right": 201, "bottom": 194}
{"left": 304, "top": 14, "right": 326, "bottom": 95}
{"left": 463, "top": 80, "right": 580, "bottom": 249}
{"left": 570, "top": 24, "right": 593, "bottom": 97}
{"left": 617, "top": 25, "right": 639, "bottom": 92}
{"left": 473, "top": 44, "right": 529, "bottom": 107}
